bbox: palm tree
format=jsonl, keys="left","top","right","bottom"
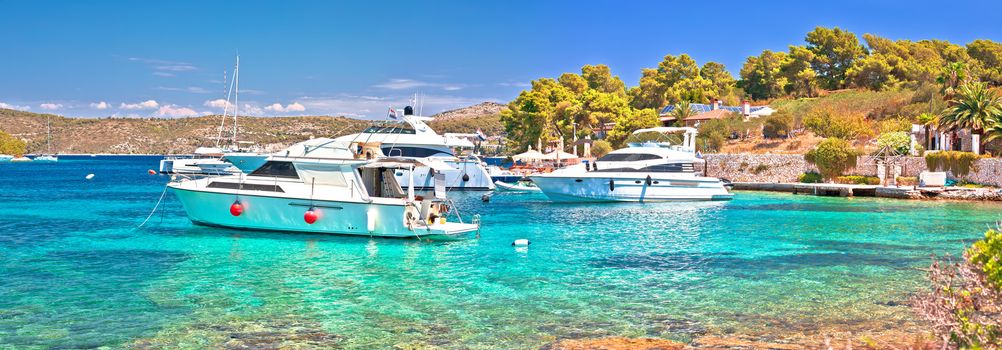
{"left": 670, "top": 100, "right": 694, "bottom": 126}
{"left": 937, "top": 62, "right": 969, "bottom": 100}
{"left": 938, "top": 82, "right": 1002, "bottom": 153}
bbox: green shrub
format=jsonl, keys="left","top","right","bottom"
{"left": 799, "top": 172, "right": 823, "bottom": 183}
{"left": 804, "top": 138, "right": 861, "bottom": 181}
{"left": 802, "top": 106, "right": 873, "bottom": 140}
{"left": 834, "top": 175, "right": 881, "bottom": 185}
{"left": 925, "top": 151, "right": 984, "bottom": 177}
{"left": 751, "top": 164, "right": 770, "bottom": 174}
{"left": 762, "top": 112, "right": 793, "bottom": 138}
{"left": 915, "top": 228, "right": 1002, "bottom": 348}
{"left": 697, "top": 118, "right": 735, "bottom": 152}
{"left": 896, "top": 176, "right": 918, "bottom": 186}
{"left": 877, "top": 117, "right": 913, "bottom": 134}
{"left": 876, "top": 131, "right": 912, "bottom": 154}
{"left": 591, "top": 140, "right": 612, "bottom": 158}
{"left": 0, "top": 131, "right": 26, "bottom": 156}
{"left": 970, "top": 229, "right": 1002, "bottom": 288}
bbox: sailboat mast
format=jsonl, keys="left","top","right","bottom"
{"left": 232, "top": 55, "right": 239, "bottom": 149}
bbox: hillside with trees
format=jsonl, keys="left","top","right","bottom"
{"left": 0, "top": 108, "right": 369, "bottom": 154}
{"left": 501, "top": 26, "right": 1002, "bottom": 156}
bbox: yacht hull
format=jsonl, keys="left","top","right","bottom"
{"left": 394, "top": 159, "right": 494, "bottom": 191}
{"left": 529, "top": 174, "right": 733, "bottom": 202}
{"left": 170, "top": 187, "right": 477, "bottom": 238}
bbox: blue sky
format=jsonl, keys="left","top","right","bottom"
{"left": 2, "top": 0, "right": 1001, "bottom": 119}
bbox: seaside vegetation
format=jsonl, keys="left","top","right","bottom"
{"left": 0, "top": 131, "right": 26, "bottom": 156}
{"left": 804, "top": 137, "right": 860, "bottom": 181}
{"left": 924, "top": 151, "right": 985, "bottom": 177}
{"left": 501, "top": 26, "right": 1002, "bottom": 156}
{"left": 876, "top": 131, "right": 912, "bottom": 154}
{"left": 915, "top": 228, "right": 1002, "bottom": 349}
{"left": 798, "top": 172, "right": 823, "bottom": 183}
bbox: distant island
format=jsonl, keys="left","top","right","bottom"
{"left": 0, "top": 102, "right": 504, "bottom": 154}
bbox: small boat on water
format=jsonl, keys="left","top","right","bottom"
{"left": 487, "top": 165, "right": 523, "bottom": 183}
{"left": 10, "top": 156, "right": 31, "bottom": 162}
{"left": 529, "top": 127, "right": 733, "bottom": 202}
{"left": 159, "top": 147, "right": 242, "bottom": 176}
{"left": 168, "top": 138, "right": 481, "bottom": 238}
{"left": 494, "top": 180, "right": 541, "bottom": 193}
{"left": 0, "top": 155, "right": 12, "bottom": 162}
{"left": 33, "top": 116, "right": 58, "bottom": 162}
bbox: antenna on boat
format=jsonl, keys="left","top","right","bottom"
{"left": 215, "top": 68, "right": 233, "bottom": 148}
{"left": 232, "top": 54, "right": 240, "bottom": 149}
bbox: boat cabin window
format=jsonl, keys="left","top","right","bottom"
{"left": 381, "top": 146, "right": 452, "bottom": 158}
{"left": 363, "top": 125, "right": 416, "bottom": 134}
{"left": 597, "top": 153, "right": 662, "bottom": 162}
{"left": 249, "top": 161, "right": 299, "bottom": 179}
{"left": 208, "top": 182, "right": 285, "bottom": 192}
{"left": 639, "top": 163, "right": 694, "bottom": 173}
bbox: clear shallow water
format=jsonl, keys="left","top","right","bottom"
{"left": 1, "top": 156, "right": 1000, "bottom": 349}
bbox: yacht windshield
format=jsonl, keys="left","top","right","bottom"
{"left": 363, "top": 125, "right": 416, "bottom": 134}
{"left": 597, "top": 153, "right": 662, "bottom": 162}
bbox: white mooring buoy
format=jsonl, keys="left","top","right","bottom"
{"left": 512, "top": 239, "right": 530, "bottom": 247}
{"left": 85, "top": 174, "right": 95, "bottom": 180}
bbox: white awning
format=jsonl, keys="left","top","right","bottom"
{"left": 512, "top": 149, "right": 546, "bottom": 162}
{"left": 543, "top": 150, "right": 578, "bottom": 160}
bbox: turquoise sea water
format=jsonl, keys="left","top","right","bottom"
{"left": 1, "top": 156, "right": 1000, "bottom": 349}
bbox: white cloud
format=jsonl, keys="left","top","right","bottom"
{"left": 40, "top": 103, "right": 63, "bottom": 110}
{"left": 120, "top": 100, "right": 159, "bottom": 110}
{"left": 203, "top": 99, "right": 235, "bottom": 110}
{"left": 156, "top": 104, "right": 200, "bottom": 118}
{"left": 90, "top": 101, "right": 110, "bottom": 110}
{"left": 153, "top": 72, "right": 175, "bottom": 77}
{"left": 0, "top": 102, "right": 30, "bottom": 111}
{"left": 241, "top": 104, "right": 264, "bottom": 115}
{"left": 373, "top": 78, "right": 469, "bottom": 91}
{"left": 498, "top": 82, "right": 531, "bottom": 88}
{"left": 157, "top": 86, "right": 212, "bottom": 94}
{"left": 128, "top": 57, "right": 198, "bottom": 72}
{"left": 264, "top": 102, "right": 306, "bottom": 113}
{"left": 298, "top": 94, "right": 496, "bottom": 119}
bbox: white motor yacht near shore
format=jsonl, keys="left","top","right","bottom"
{"left": 333, "top": 106, "right": 494, "bottom": 191}
{"left": 168, "top": 138, "right": 481, "bottom": 238}
{"left": 530, "top": 127, "right": 733, "bottom": 202}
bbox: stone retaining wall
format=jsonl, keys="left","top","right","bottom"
{"left": 700, "top": 154, "right": 1002, "bottom": 187}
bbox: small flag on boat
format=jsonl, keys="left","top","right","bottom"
{"left": 388, "top": 108, "right": 397, "bottom": 119}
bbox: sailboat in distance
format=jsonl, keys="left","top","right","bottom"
{"left": 33, "top": 116, "right": 58, "bottom": 162}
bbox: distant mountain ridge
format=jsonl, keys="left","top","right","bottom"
{"left": 0, "top": 102, "right": 504, "bottom": 154}
{"left": 425, "top": 102, "right": 504, "bottom": 135}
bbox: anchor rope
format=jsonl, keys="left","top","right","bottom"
{"left": 137, "top": 183, "right": 170, "bottom": 229}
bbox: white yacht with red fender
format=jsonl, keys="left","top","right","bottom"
{"left": 529, "top": 127, "right": 733, "bottom": 202}
{"left": 168, "top": 138, "right": 481, "bottom": 238}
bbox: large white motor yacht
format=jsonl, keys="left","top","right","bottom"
{"left": 168, "top": 138, "right": 481, "bottom": 238}
{"left": 530, "top": 127, "right": 733, "bottom": 202}
{"left": 333, "top": 106, "right": 494, "bottom": 191}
